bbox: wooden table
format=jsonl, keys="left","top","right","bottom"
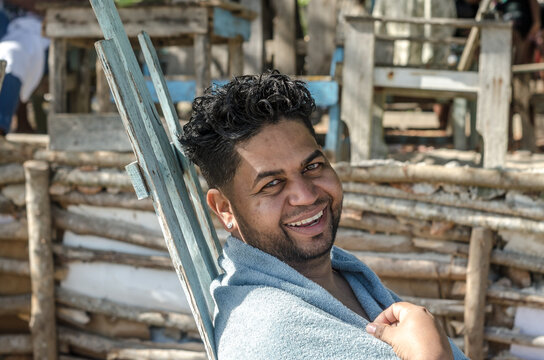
{"left": 41, "top": 0, "right": 254, "bottom": 114}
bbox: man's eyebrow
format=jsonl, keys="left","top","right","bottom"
{"left": 252, "top": 169, "right": 285, "bottom": 189}
{"left": 301, "top": 149, "right": 325, "bottom": 167}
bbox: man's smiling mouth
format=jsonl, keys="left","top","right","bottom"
{"left": 286, "top": 210, "right": 324, "bottom": 227}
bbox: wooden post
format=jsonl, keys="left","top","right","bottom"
{"left": 48, "top": 38, "right": 67, "bottom": 113}
{"left": 24, "top": 160, "right": 57, "bottom": 360}
{"left": 307, "top": 0, "right": 336, "bottom": 75}
{"left": 75, "top": 48, "right": 92, "bottom": 113}
{"left": 452, "top": 97, "right": 468, "bottom": 150}
{"left": 371, "top": 91, "right": 387, "bottom": 159}
{"left": 241, "top": 0, "right": 264, "bottom": 74}
{"left": 96, "top": 57, "right": 115, "bottom": 113}
{"left": 272, "top": 0, "right": 296, "bottom": 74}
{"left": 194, "top": 34, "right": 211, "bottom": 97}
{"left": 228, "top": 37, "right": 244, "bottom": 77}
{"left": 464, "top": 227, "right": 493, "bottom": 360}
{"left": 476, "top": 24, "right": 511, "bottom": 168}
{"left": 341, "top": 17, "right": 375, "bottom": 163}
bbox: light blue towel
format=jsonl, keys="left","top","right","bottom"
{"left": 212, "top": 236, "right": 468, "bottom": 359}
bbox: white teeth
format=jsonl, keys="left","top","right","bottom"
{"left": 287, "top": 210, "right": 323, "bottom": 227}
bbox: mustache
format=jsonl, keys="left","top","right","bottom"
{"left": 281, "top": 197, "right": 330, "bottom": 222}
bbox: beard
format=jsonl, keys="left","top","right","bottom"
{"left": 232, "top": 196, "right": 342, "bottom": 266}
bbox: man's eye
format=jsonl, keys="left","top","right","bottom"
{"left": 305, "top": 163, "right": 321, "bottom": 172}
{"left": 263, "top": 179, "right": 281, "bottom": 189}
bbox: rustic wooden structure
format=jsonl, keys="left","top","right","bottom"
{"left": 88, "top": 0, "right": 221, "bottom": 358}
{"left": 341, "top": 16, "right": 512, "bottom": 168}
{"left": 41, "top": 0, "right": 254, "bottom": 114}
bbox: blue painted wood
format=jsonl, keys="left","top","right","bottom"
{"left": 324, "top": 103, "right": 342, "bottom": 155}
{"left": 305, "top": 81, "right": 339, "bottom": 108}
{"left": 213, "top": 7, "right": 251, "bottom": 41}
{"left": 90, "top": 1, "right": 219, "bottom": 358}
{"left": 125, "top": 161, "right": 150, "bottom": 199}
{"left": 329, "top": 46, "right": 344, "bottom": 77}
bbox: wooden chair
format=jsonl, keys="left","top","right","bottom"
{"left": 90, "top": 0, "right": 222, "bottom": 358}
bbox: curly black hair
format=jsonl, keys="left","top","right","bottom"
{"left": 179, "top": 71, "right": 316, "bottom": 190}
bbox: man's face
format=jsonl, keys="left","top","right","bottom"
{"left": 222, "top": 119, "right": 343, "bottom": 267}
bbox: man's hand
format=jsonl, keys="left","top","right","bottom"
{"left": 366, "top": 302, "right": 454, "bottom": 360}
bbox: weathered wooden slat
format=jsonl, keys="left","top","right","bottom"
{"left": 90, "top": 1, "right": 218, "bottom": 357}
{"left": 374, "top": 67, "right": 479, "bottom": 95}
{"left": 48, "top": 114, "right": 131, "bottom": 152}
{"left": 45, "top": 7, "right": 208, "bottom": 38}
{"left": 139, "top": 32, "right": 222, "bottom": 274}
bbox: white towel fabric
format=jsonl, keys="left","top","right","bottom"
{"left": 211, "top": 236, "right": 468, "bottom": 359}
{"left": 0, "top": 14, "right": 49, "bottom": 102}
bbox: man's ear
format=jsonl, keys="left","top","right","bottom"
{"left": 207, "top": 188, "right": 236, "bottom": 232}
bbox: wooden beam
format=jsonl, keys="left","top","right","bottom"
{"left": 48, "top": 114, "right": 131, "bottom": 152}
{"left": 342, "top": 18, "right": 375, "bottom": 162}
{"left": 476, "top": 25, "right": 512, "bottom": 168}
{"left": 345, "top": 15, "right": 510, "bottom": 29}
{"left": 44, "top": 6, "right": 208, "bottom": 38}
{"left": 0, "top": 294, "right": 31, "bottom": 315}
{"left": 485, "top": 326, "right": 544, "bottom": 348}
{"left": 51, "top": 191, "right": 153, "bottom": 211}
{"left": 374, "top": 67, "right": 479, "bottom": 95}
{"left": 52, "top": 167, "right": 132, "bottom": 189}
{"left": 35, "top": 149, "right": 135, "bottom": 168}
{"left": 464, "top": 228, "right": 493, "bottom": 360}
{"left": 24, "top": 160, "right": 57, "bottom": 360}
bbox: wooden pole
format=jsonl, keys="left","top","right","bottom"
{"left": 24, "top": 160, "right": 57, "bottom": 360}
{"left": 272, "top": 0, "right": 296, "bottom": 74}
{"left": 194, "top": 33, "right": 211, "bottom": 97}
{"left": 49, "top": 38, "right": 67, "bottom": 113}
{"left": 464, "top": 227, "right": 493, "bottom": 359}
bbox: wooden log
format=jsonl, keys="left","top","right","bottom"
{"left": 24, "top": 160, "right": 57, "bottom": 360}
{"left": 0, "top": 220, "right": 28, "bottom": 241}
{"left": 343, "top": 193, "right": 544, "bottom": 235}
{"left": 352, "top": 252, "right": 467, "bottom": 280}
{"left": 340, "top": 210, "right": 471, "bottom": 242}
{"left": 2, "top": 184, "right": 25, "bottom": 207}
{"left": 464, "top": 228, "right": 493, "bottom": 359}
{"left": 0, "top": 335, "right": 32, "bottom": 354}
{"left": 56, "top": 287, "right": 197, "bottom": 333}
{"left": 0, "top": 257, "right": 29, "bottom": 276}
{"left": 52, "top": 244, "right": 172, "bottom": 270}
{"left": 335, "top": 228, "right": 416, "bottom": 252}
{"left": 485, "top": 326, "right": 544, "bottom": 348}
{"left": 0, "top": 294, "right": 31, "bottom": 315}
{"left": 57, "top": 326, "right": 204, "bottom": 357}
{"left": 334, "top": 162, "right": 544, "bottom": 191}
{"left": 57, "top": 306, "right": 91, "bottom": 326}
{"left": 487, "top": 286, "right": 544, "bottom": 309}
{"left": 52, "top": 168, "right": 132, "bottom": 190}
{"left": 0, "top": 163, "right": 24, "bottom": 186}
{"left": 34, "top": 150, "right": 135, "bottom": 168}
{"left": 402, "top": 296, "right": 466, "bottom": 317}
{"left": 51, "top": 191, "right": 153, "bottom": 211}
{"left": 52, "top": 207, "right": 165, "bottom": 250}
{"left": 107, "top": 349, "right": 206, "bottom": 360}
{"left": 343, "top": 182, "right": 544, "bottom": 221}
{"left": 414, "top": 238, "right": 544, "bottom": 274}
{"left": 0, "top": 137, "right": 36, "bottom": 164}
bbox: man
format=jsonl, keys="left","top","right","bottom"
{"left": 180, "top": 71, "right": 467, "bottom": 359}
{"left": 0, "top": 0, "right": 49, "bottom": 135}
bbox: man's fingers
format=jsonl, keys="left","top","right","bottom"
{"left": 366, "top": 322, "right": 394, "bottom": 345}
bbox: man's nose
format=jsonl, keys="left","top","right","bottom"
{"left": 286, "top": 177, "right": 318, "bottom": 206}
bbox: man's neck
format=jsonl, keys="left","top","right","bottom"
{"left": 289, "top": 254, "right": 335, "bottom": 290}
